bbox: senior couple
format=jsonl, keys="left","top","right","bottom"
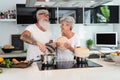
{"left": 20, "top": 9, "right": 80, "bottom": 61}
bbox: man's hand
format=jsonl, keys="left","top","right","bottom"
{"left": 50, "top": 42, "right": 57, "bottom": 47}
{"left": 56, "top": 42, "right": 60, "bottom": 47}
{"left": 36, "top": 41, "right": 46, "bottom": 53}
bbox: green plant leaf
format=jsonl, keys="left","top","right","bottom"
{"left": 86, "top": 39, "right": 93, "bottom": 46}
{"left": 100, "top": 5, "right": 110, "bottom": 22}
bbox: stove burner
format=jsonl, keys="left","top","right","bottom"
{"left": 37, "top": 59, "right": 103, "bottom": 71}
{"left": 76, "top": 57, "right": 88, "bottom": 64}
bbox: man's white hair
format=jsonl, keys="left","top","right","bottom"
{"left": 36, "top": 9, "right": 49, "bottom": 16}
{"left": 60, "top": 16, "right": 75, "bottom": 30}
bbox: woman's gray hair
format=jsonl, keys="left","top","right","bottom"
{"left": 36, "top": 9, "right": 49, "bottom": 16}
{"left": 60, "top": 16, "right": 75, "bottom": 30}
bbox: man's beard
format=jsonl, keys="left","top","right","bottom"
{"left": 38, "top": 19, "right": 50, "bottom": 31}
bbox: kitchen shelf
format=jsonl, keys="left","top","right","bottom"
{"left": 0, "top": 19, "right": 16, "bottom": 22}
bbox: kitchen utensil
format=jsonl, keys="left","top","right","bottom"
{"left": 40, "top": 43, "right": 56, "bottom": 66}
{"left": 56, "top": 36, "right": 70, "bottom": 50}
{"left": 42, "top": 53, "right": 56, "bottom": 66}
{"left": 74, "top": 48, "right": 89, "bottom": 64}
{"left": 45, "top": 43, "right": 56, "bottom": 53}
{"left": 74, "top": 47, "right": 89, "bottom": 58}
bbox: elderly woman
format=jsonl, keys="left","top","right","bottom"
{"left": 56, "top": 16, "right": 80, "bottom": 61}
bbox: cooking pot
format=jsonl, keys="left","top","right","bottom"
{"left": 30, "top": 43, "right": 56, "bottom": 62}
{"left": 74, "top": 47, "right": 89, "bottom": 58}
{"left": 74, "top": 48, "right": 90, "bottom": 64}
{"left": 41, "top": 53, "right": 56, "bottom": 66}
{"left": 41, "top": 43, "right": 56, "bottom": 66}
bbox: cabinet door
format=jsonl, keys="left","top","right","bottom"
{"left": 17, "top": 4, "right": 37, "bottom": 24}
{"left": 48, "top": 8, "right": 57, "bottom": 24}
{"left": 57, "top": 7, "right": 83, "bottom": 23}
{"left": 76, "top": 8, "right": 83, "bottom": 23}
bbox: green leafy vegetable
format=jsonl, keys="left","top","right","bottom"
{"left": 1, "top": 59, "right": 13, "bottom": 68}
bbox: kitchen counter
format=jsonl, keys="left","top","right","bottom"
{"left": 0, "top": 59, "right": 120, "bottom": 80}
{"left": 0, "top": 51, "right": 26, "bottom": 58}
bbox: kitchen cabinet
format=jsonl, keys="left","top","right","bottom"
{"left": 56, "top": 7, "right": 83, "bottom": 23}
{"left": 16, "top": 4, "right": 83, "bottom": 24}
{"left": 47, "top": 7, "right": 57, "bottom": 24}
{"left": 84, "top": 5, "right": 119, "bottom": 24}
{"left": 17, "top": 4, "right": 57, "bottom": 24}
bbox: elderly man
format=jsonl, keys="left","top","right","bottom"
{"left": 20, "top": 9, "right": 52, "bottom": 61}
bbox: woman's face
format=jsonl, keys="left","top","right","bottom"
{"left": 60, "top": 21, "right": 71, "bottom": 33}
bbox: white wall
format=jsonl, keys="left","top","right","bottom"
{"left": 51, "top": 24, "right": 113, "bottom": 47}
{"left": 0, "top": 0, "right": 119, "bottom": 48}
{"left": 112, "top": 0, "right": 120, "bottom": 48}
{"left": 0, "top": 0, "right": 26, "bottom": 47}
{"left": 0, "top": 0, "right": 25, "bottom": 11}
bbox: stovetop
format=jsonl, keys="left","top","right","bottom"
{"left": 37, "top": 60, "right": 103, "bottom": 71}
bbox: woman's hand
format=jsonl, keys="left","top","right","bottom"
{"left": 36, "top": 41, "right": 46, "bottom": 53}
{"left": 64, "top": 42, "right": 74, "bottom": 53}
{"left": 64, "top": 42, "right": 71, "bottom": 49}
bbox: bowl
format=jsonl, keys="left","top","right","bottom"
{"left": 2, "top": 48, "right": 14, "bottom": 53}
{"left": 110, "top": 53, "right": 120, "bottom": 65}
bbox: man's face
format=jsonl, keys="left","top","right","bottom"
{"left": 37, "top": 13, "right": 50, "bottom": 31}
{"left": 36, "top": 12, "right": 49, "bottom": 21}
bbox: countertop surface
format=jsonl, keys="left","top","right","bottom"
{"left": 0, "top": 59, "right": 120, "bottom": 80}
{"left": 0, "top": 51, "right": 26, "bottom": 58}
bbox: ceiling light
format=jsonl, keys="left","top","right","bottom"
{"left": 90, "top": 0, "right": 95, "bottom": 3}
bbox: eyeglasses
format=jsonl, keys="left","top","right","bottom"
{"left": 39, "top": 13, "right": 49, "bottom": 16}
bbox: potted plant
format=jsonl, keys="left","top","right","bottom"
{"left": 86, "top": 39, "right": 93, "bottom": 49}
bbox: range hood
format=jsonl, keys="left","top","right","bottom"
{"left": 26, "top": 0, "right": 113, "bottom": 8}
